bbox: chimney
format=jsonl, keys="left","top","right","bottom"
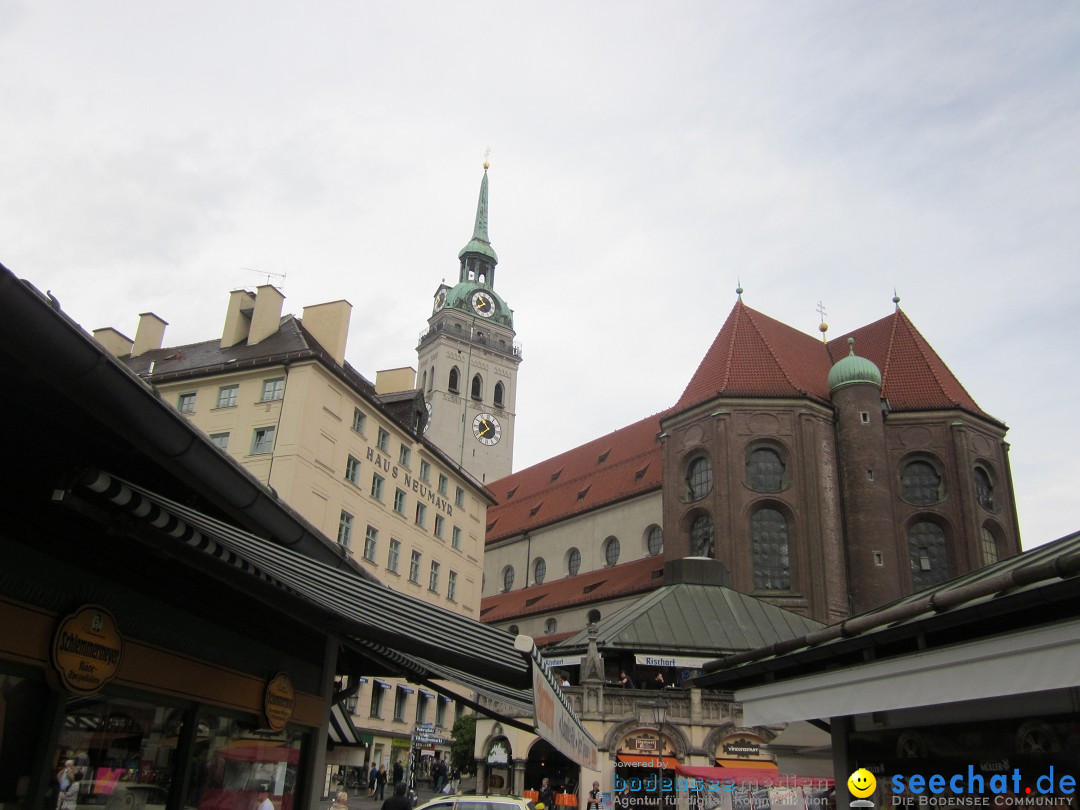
{"left": 221, "top": 289, "right": 257, "bottom": 349}
{"left": 248, "top": 284, "right": 286, "bottom": 346}
{"left": 375, "top": 367, "right": 418, "bottom": 394}
{"left": 92, "top": 327, "right": 134, "bottom": 357}
{"left": 132, "top": 312, "right": 168, "bottom": 356}
{"left": 301, "top": 299, "right": 352, "bottom": 366}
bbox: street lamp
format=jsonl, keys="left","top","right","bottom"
{"left": 651, "top": 697, "right": 668, "bottom": 810}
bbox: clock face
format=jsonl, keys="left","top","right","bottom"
{"left": 433, "top": 290, "right": 447, "bottom": 312}
{"left": 470, "top": 290, "right": 496, "bottom": 318}
{"left": 472, "top": 412, "right": 502, "bottom": 446}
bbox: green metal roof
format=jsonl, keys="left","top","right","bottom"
{"left": 552, "top": 583, "right": 824, "bottom": 658}
{"left": 828, "top": 337, "right": 882, "bottom": 390}
{"left": 443, "top": 280, "right": 514, "bottom": 328}
{"left": 458, "top": 167, "right": 498, "bottom": 263}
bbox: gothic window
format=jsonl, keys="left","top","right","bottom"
{"left": 567, "top": 548, "right": 581, "bottom": 576}
{"left": 689, "top": 514, "right": 715, "bottom": 558}
{"left": 646, "top": 525, "right": 663, "bottom": 556}
{"left": 604, "top": 537, "right": 620, "bottom": 567}
{"left": 427, "top": 367, "right": 434, "bottom": 391}
{"left": 534, "top": 558, "right": 546, "bottom": 585}
{"left": 980, "top": 525, "right": 1000, "bottom": 566}
{"left": 908, "top": 520, "right": 950, "bottom": 590}
{"left": 448, "top": 367, "right": 460, "bottom": 394}
{"left": 471, "top": 374, "right": 483, "bottom": 401}
{"left": 750, "top": 508, "right": 791, "bottom": 590}
{"left": 901, "top": 459, "right": 943, "bottom": 505}
{"left": 746, "top": 447, "right": 785, "bottom": 493}
{"left": 686, "top": 455, "right": 713, "bottom": 501}
{"left": 494, "top": 381, "right": 505, "bottom": 409}
{"left": 502, "top": 566, "right": 514, "bottom": 592}
{"left": 421, "top": 370, "right": 427, "bottom": 391}
{"left": 974, "top": 467, "right": 996, "bottom": 511}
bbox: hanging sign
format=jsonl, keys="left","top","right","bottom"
{"left": 264, "top": 672, "right": 296, "bottom": 731}
{"left": 52, "top": 605, "right": 124, "bottom": 695}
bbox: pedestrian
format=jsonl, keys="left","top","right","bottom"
{"left": 56, "top": 761, "right": 81, "bottom": 810}
{"left": 375, "top": 765, "right": 388, "bottom": 800}
{"left": 256, "top": 784, "right": 274, "bottom": 810}
{"left": 587, "top": 781, "right": 602, "bottom": 810}
{"left": 381, "top": 783, "right": 412, "bottom": 810}
{"left": 450, "top": 766, "right": 461, "bottom": 793}
{"left": 538, "top": 777, "right": 555, "bottom": 810}
{"left": 368, "top": 765, "right": 378, "bottom": 799}
{"left": 392, "top": 761, "right": 404, "bottom": 788}
{"left": 330, "top": 791, "right": 349, "bottom": 810}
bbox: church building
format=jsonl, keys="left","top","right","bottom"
{"left": 481, "top": 289, "right": 1022, "bottom": 646}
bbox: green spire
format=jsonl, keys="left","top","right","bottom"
{"left": 458, "top": 164, "right": 499, "bottom": 264}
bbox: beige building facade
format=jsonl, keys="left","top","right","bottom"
{"left": 93, "top": 283, "right": 492, "bottom": 772}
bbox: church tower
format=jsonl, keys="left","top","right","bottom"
{"left": 416, "top": 162, "right": 522, "bottom": 483}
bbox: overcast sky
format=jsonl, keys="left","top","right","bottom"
{"left": 3, "top": 2, "right": 1078, "bottom": 550}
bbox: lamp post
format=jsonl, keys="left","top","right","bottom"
{"left": 652, "top": 697, "right": 668, "bottom": 810}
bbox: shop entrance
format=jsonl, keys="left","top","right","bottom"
{"left": 524, "top": 739, "right": 579, "bottom": 806}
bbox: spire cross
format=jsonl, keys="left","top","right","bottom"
{"left": 816, "top": 300, "right": 827, "bottom": 322}
{"left": 483, "top": 146, "right": 491, "bottom": 169}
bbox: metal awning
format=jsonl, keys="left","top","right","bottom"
{"left": 73, "top": 470, "right": 537, "bottom": 716}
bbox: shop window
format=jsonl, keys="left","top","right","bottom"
{"left": 534, "top": 558, "right": 546, "bottom": 585}
{"left": 901, "top": 459, "right": 943, "bottom": 505}
{"left": 0, "top": 675, "right": 49, "bottom": 802}
{"left": 686, "top": 455, "right": 713, "bottom": 500}
{"left": 750, "top": 507, "right": 791, "bottom": 590}
{"left": 690, "top": 514, "right": 715, "bottom": 558}
{"left": 908, "top": 520, "right": 950, "bottom": 590}
{"left": 746, "top": 446, "right": 785, "bottom": 492}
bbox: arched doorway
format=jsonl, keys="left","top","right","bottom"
{"left": 525, "top": 738, "right": 579, "bottom": 804}
{"left": 484, "top": 737, "right": 512, "bottom": 795}
{"left": 614, "top": 729, "right": 677, "bottom": 810}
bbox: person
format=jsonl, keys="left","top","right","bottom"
{"left": 616, "top": 783, "right": 631, "bottom": 810}
{"left": 617, "top": 671, "right": 634, "bottom": 689}
{"left": 433, "top": 759, "right": 447, "bottom": 793}
{"left": 368, "top": 765, "right": 378, "bottom": 798}
{"left": 558, "top": 674, "right": 569, "bottom": 689}
{"left": 256, "top": 784, "right": 274, "bottom": 810}
{"left": 449, "top": 765, "right": 461, "bottom": 793}
{"left": 538, "top": 777, "right": 555, "bottom": 810}
{"left": 653, "top": 672, "right": 666, "bottom": 689}
{"left": 55, "top": 762, "right": 80, "bottom": 810}
{"left": 381, "top": 783, "right": 412, "bottom": 810}
{"left": 329, "top": 791, "right": 349, "bottom": 810}
{"left": 392, "top": 761, "right": 404, "bottom": 788}
{"left": 375, "top": 765, "right": 388, "bottom": 800}
{"left": 587, "top": 781, "right": 602, "bottom": 810}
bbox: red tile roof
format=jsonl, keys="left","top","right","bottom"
{"left": 480, "top": 555, "right": 665, "bottom": 624}
{"left": 485, "top": 411, "right": 671, "bottom": 543}
{"left": 487, "top": 303, "right": 995, "bottom": 544}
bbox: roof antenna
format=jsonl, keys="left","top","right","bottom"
{"left": 892, "top": 287, "right": 901, "bottom": 311}
{"left": 244, "top": 267, "right": 287, "bottom": 289}
{"left": 817, "top": 300, "right": 829, "bottom": 343}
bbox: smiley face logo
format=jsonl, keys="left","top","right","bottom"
{"left": 848, "top": 768, "right": 877, "bottom": 799}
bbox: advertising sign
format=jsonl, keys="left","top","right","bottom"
{"left": 51, "top": 605, "right": 124, "bottom": 695}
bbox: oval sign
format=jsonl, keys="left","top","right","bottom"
{"left": 52, "top": 605, "right": 124, "bottom": 695}
{"left": 264, "top": 672, "right": 295, "bottom": 731}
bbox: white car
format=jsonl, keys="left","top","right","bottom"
{"left": 415, "top": 795, "right": 536, "bottom": 810}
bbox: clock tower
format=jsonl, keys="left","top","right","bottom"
{"left": 417, "top": 162, "right": 521, "bottom": 483}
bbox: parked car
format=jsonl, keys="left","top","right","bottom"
{"left": 415, "top": 795, "right": 536, "bottom": 810}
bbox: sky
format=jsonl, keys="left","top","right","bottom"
{"left": 2, "top": 2, "right": 1078, "bottom": 550}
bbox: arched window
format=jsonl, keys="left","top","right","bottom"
{"left": 901, "top": 459, "right": 943, "bottom": 505}
{"left": 471, "top": 374, "right": 483, "bottom": 401}
{"left": 508, "top": 624, "right": 519, "bottom": 635}
{"left": 908, "top": 521, "right": 950, "bottom": 590}
{"left": 421, "top": 370, "right": 427, "bottom": 391}
{"left": 587, "top": 609, "right": 601, "bottom": 624}
{"left": 604, "top": 537, "right": 620, "bottom": 567}
{"left": 427, "top": 367, "right": 434, "bottom": 391}
{"left": 746, "top": 447, "right": 785, "bottom": 492}
{"left": 533, "top": 558, "right": 546, "bottom": 585}
{"left": 502, "top": 565, "right": 514, "bottom": 593}
{"left": 980, "top": 526, "right": 999, "bottom": 566}
{"left": 567, "top": 548, "right": 581, "bottom": 576}
{"left": 686, "top": 455, "right": 713, "bottom": 501}
{"left": 974, "top": 467, "right": 996, "bottom": 511}
{"left": 646, "top": 525, "right": 663, "bottom": 557}
{"left": 448, "top": 367, "right": 460, "bottom": 394}
{"left": 544, "top": 618, "right": 558, "bottom": 635}
{"left": 750, "top": 508, "right": 791, "bottom": 590}
{"left": 689, "top": 515, "right": 714, "bottom": 558}
{"left": 494, "top": 381, "right": 505, "bottom": 409}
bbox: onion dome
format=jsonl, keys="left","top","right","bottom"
{"left": 828, "top": 337, "right": 882, "bottom": 391}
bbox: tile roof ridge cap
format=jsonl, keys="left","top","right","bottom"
{"left": 741, "top": 305, "right": 805, "bottom": 395}
{"left": 891, "top": 308, "right": 981, "bottom": 412}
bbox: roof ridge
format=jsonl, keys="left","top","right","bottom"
{"left": 718, "top": 302, "right": 741, "bottom": 391}
{"left": 894, "top": 308, "right": 983, "bottom": 411}
{"left": 494, "top": 448, "right": 662, "bottom": 506}
{"left": 741, "top": 305, "right": 806, "bottom": 395}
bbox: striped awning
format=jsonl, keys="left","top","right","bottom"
{"left": 329, "top": 704, "right": 365, "bottom": 746}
